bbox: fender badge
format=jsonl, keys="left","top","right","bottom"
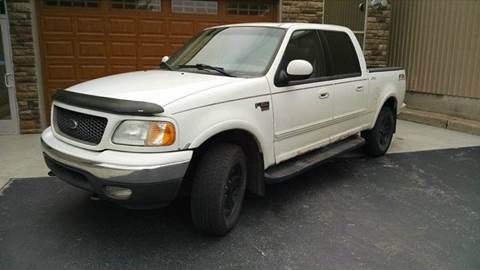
{"left": 255, "top": 101, "right": 270, "bottom": 111}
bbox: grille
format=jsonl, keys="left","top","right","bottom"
{"left": 54, "top": 106, "right": 108, "bottom": 145}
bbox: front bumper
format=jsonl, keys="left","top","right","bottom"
{"left": 41, "top": 127, "right": 193, "bottom": 208}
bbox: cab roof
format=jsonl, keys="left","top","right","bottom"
{"left": 207, "top": 22, "right": 350, "bottom": 32}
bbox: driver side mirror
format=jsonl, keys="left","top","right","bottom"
{"left": 277, "top": 60, "right": 313, "bottom": 86}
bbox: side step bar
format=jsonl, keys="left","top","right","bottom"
{"left": 265, "top": 135, "right": 365, "bottom": 183}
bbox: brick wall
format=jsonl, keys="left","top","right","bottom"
{"left": 6, "top": 0, "right": 41, "bottom": 133}
{"left": 364, "top": 1, "right": 391, "bottom": 67}
{"left": 281, "top": 0, "right": 324, "bottom": 23}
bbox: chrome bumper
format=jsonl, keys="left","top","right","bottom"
{"left": 41, "top": 127, "right": 193, "bottom": 207}
{"left": 42, "top": 139, "right": 190, "bottom": 183}
{"left": 41, "top": 127, "right": 192, "bottom": 184}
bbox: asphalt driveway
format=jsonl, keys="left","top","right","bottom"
{"left": 1, "top": 147, "right": 479, "bottom": 270}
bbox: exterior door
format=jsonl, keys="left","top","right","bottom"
{"left": 0, "top": 17, "right": 18, "bottom": 134}
{"left": 324, "top": 0, "right": 367, "bottom": 48}
{"left": 317, "top": 30, "right": 367, "bottom": 141}
{"left": 271, "top": 29, "right": 334, "bottom": 163}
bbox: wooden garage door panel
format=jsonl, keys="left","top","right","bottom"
{"left": 42, "top": 16, "right": 73, "bottom": 34}
{"left": 139, "top": 20, "right": 167, "bottom": 37}
{"left": 78, "top": 41, "right": 107, "bottom": 58}
{"left": 110, "top": 65, "right": 137, "bottom": 74}
{"left": 169, "top": 20, "right": 195, "bottom": 37}
{"left": 39, "top": 0, "right": 278, "bottom": 121}
{"left": 46, "top": 64, "right": 76, "bottom": 81}
{"left": 77, "top": 17, "right": 106, "bottom": 35}
{"left": 139, "top": 42, "right": 168, "bottom": 58}
{"left": 109, "top": 18, "right": 137, "bottom": 36}
{"left": 45, "top": 41, "right": 75, "bottom": 58}
{"left": 79, "top": 65, "right": 108, "bottom": 81}
{"left": 110, "top": 41, "right": 137, "bottom": 58}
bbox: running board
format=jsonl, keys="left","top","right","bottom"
{"left": 265, "top": 135, "right": 365, "bottom": 183}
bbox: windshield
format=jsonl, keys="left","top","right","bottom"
{"left": 166, "top": 26, "right": 286, "bottom": 77}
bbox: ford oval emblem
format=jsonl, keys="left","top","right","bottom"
{"left": 68, "top": 119, "right": 79, "bottom": 130}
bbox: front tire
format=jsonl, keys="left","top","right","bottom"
{"left": 190, "top": 143, "right": 247, "bottom": 235}
{"left": 362, "top": 106, "right": 395, "bottom": 157}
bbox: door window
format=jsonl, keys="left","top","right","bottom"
{"left": 0, "top": 0, "right": 5, "bottom": 14}
{"left": 276, "top": 29, "right": 327, "bottom": 84}
{"left": 0, "top": 25, "right": 9, "bottom": 120}
{"left": 0, "top": 18, "right": 18, "bottom": 134}
{"left": 318, "top": 30, "right": 361, "bottom": 77}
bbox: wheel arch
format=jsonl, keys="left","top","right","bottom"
{"left": 186, "top": 123, "right": 269, "bottom": 196}
{"left": 371, "top": 94, "right": 398, "bottom": 132}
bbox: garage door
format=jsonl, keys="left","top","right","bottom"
{"left": 38, "top": 0, "right": 278, "bottom": 120}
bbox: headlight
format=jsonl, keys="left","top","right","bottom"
{"left": 112, "top": 121, "right": 175, "bottom": 146}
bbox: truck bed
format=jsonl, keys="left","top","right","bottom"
{"left": 368, "top": 66, "right": 404, "bottom": 73}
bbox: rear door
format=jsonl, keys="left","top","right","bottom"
{"left": 318, "top": 30, "right": 367, "bottom": 141}
{"left": 270, "top": 29, "right": 334, "bottom": 163}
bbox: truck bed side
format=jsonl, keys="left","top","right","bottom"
{"left": 364, "top": 67, "right": 406, "bottom": 129}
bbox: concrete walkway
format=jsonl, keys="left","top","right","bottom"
{"left": 0, "top": 134, "right": 49, "bottom": 190}
{"left": 1, "top": 120, "right": 480, "bottom": 190}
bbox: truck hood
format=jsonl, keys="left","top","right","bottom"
{"left": 66, "top": 70, "right": 241, "bottom": 108}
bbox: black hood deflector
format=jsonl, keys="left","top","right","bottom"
{"left": 53, "top": 90, "right": 164, "bottom": 116}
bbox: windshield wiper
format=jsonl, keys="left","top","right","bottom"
{"left": 160, "top": 61, "right": 175, "bottom": 71}
{"left": 177, "top": 64, "right": 236, "bottom": 77}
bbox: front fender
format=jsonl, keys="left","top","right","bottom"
{"left": 190, "top": 120, "right": 273, "bottom": 168}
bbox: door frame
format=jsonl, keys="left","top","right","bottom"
{"left": 0, "top": 10, "right": 19, "bottom": 135}
{"left": 323, "top": 0, "right": 369, "bottom": 49}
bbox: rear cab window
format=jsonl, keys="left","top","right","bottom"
{"left": 318, "top": 30, "right": 362, "bottom": 79}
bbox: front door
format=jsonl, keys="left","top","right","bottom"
{"left": 0, "top": 16, "right": 17, "bottom": 134}
{"left": 271, "top": 29, "right": 334, "bottom": 163}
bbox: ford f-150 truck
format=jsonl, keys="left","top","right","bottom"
{"left": 41, "top": 23, "right": 406, "bottom": 235}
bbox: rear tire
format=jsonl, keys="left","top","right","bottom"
{"left": 190, "top": 143, "right": 247, "bottom": 236}
{"left": 362, "top": 106, "right": 395, "bottom": 157}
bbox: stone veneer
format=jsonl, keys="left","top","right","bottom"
{"left": 6, "top": 0, "right": 41, "bottom": 133}
{"left": 363, "top": 1, "right": 391, "bottom": 67}
{"left": 281, "top": 0, "right": 324, "bottom": 23}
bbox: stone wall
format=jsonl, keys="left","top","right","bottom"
{"left": 6, "top": 0, "right": 41, "bottom": 133}
{"left": 281, "top": 0, "right": 324, "bottom": 23}
{"left": 364, "top": 1, "right": 391, "bottom": 67}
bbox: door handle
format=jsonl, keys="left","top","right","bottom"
{"left": 4, "top": 73, "right": 13, "bottom": 87}
{"left": 319, "top": 92, "right": 329, "bottom": 99}
{"left": 356, "top": 86, "right": 364, "bottom": 92}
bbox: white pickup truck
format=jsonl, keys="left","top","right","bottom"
{"left": 41, "top": 23, "right": 405, "bottom": 235}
